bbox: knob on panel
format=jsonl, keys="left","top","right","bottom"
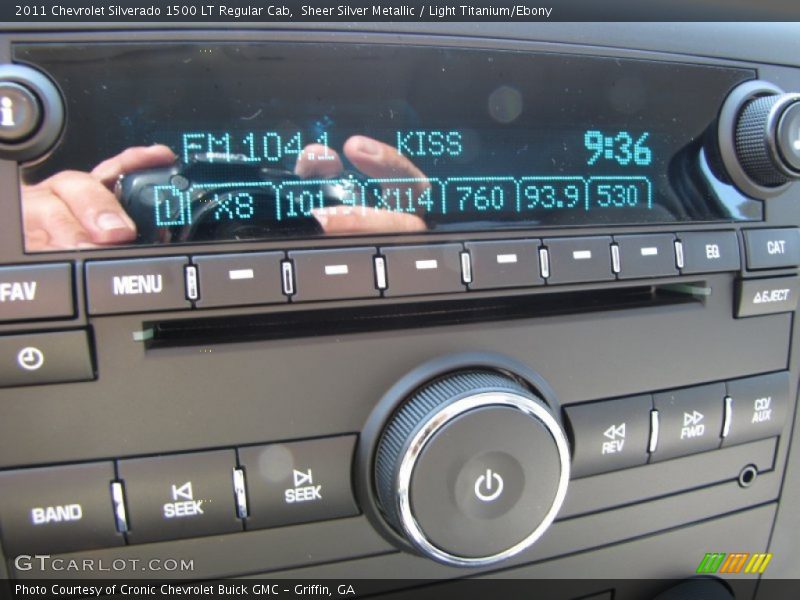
{"left": 372, "top": 369, "right": 570, "bottom": 567}
{"left": 717, "top": 80, "right": 800, "bottom": 199}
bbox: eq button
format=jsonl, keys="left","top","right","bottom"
{"left": 677, "top": 231, "right": 740, "bottom": 274}
{"left": 651, "top": 383, "right": 726, "bottom": 462}
{"left": 564, "top": 395, "right": 652, "bottom": 478}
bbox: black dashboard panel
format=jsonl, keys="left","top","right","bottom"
{"left": 0, "top": 23, "right": 798, "bottom": 597}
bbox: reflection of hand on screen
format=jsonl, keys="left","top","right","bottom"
{"left": 22, "top": 144, "right": 176, "bottom": 251}
{"left": 295, "top": 135, "right": 428, "bottom": 234}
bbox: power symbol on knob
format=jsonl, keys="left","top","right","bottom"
{"left": 474, "top": 469, "right": 504, "bottom": 502}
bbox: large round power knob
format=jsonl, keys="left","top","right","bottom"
{"left": 735, "top": 92, "right": 800, "bottom": 186}
{"left": 374, "top": 370, "right": 570, "bottom": 567}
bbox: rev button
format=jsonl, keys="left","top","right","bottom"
{"left": 117, "top": 450, "right": 242, "bottom": 544}
{"left": 0, "top": 263, "right": 73, "bottom": 322}
{"left": 86, "top": 257, "right": 190, "bottom": 315}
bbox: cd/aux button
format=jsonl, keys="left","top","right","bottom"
{"left": 723, "top": 372, "right": 789, "bottom": 447}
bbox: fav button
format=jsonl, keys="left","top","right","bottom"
{"left": 723, "top": 372, "right": 789, "bottom": 447}
{"left": 117, "top": 450, "right": 242, "bottom": 544}
{"left": 86, "top": 257, "right": 190, "bottom": 315}
{"left": 0, "top": 330, "right": 94, "bottom": 388}
{"left": 651, "top": 383, "right": 726, "bottom": 462}
{"left": 0, "top": 462, "right": 123, "bottom": 555}
{"left": 237, "top": 435, "right": 359, "bottom": 530}
{"left": 743, "top": 228, "right": 800, "bottom": 270}
{"left": 0, "top": 263, "right": 73, "bottom": 322}
{"left": 564, "top": 395, "right": 653, "bottom": 478}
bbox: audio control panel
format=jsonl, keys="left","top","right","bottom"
{"left": 0, "top": 26, "right": 798, "bottom": 589}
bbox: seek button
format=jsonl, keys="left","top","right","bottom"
{"left": 238, "top": 435, "right": 359, "bottom": 529}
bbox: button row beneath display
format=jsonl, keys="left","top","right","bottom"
{"left": 0, "top": 435, "right": 358, "bottom": 556}
{"left": 564, "top": 371, "right": 789, "bottom": 479}
{"left": 84, "top": 230, "right": 747, "bottom": 315}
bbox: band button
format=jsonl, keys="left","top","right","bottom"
{"left": 237, "top": 435, "right": 359, "bottom": 530}
{"left": 118, "top": 450, "right": 242, "bottom": 544}
{"left": 85, "top": 257, "right": 190, "bottom": 315}
{"left": 0, "top": 462, "right": 123, "bottom": 555}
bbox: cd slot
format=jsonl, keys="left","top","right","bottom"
{"left": 143, "top": 282, "right": 704, "bottom": 349}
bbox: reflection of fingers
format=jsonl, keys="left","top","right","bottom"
{"left": 294, "top": 144, "right": 343, "bottom": 179}
{"left": 312, "top": 206, "right": 426, "bottom": 234}
{"left": 91, "top": 144, "right": 176, "bottom": 188}
{"left": 22, "top": 187, "right": 96, "bottom": 249}
{"left": 343, "top": 136, "right": 431, "bottom": 197}
{"left": 47, "top": 171, "right": 137, "bottom": 244}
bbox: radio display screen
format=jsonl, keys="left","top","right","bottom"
{"left": 14, "top": 42, "right": 759, "bottom": 251}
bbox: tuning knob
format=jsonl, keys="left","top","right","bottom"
{"left": 373, "top": 369, "right": 570, "bottom": 567}
{"left": 735, "top": 92, "right": 800, "bottom": 186}
{"left": 718, "top": 81, "right": 800, "bottom": 198}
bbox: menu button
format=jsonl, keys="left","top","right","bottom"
{"left": 86, "top": 257, "right": 190, "bottom": 315}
